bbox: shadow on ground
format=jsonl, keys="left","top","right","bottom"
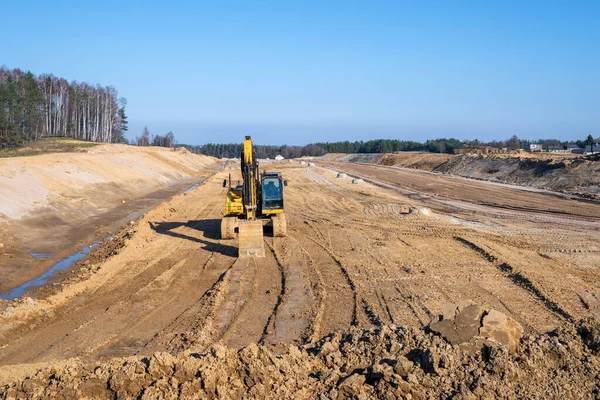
{"left": 149, "top": 219, "right": 238, "bottom": 257}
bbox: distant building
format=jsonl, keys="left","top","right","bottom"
{"left": 526, "top": 143, "right": 543, "bottom": 152}
{"left": 586, "top": 144, "right": 599, "bottom": 154}
{"left": 275, "top": 154, "right": 284, "bottom": 161}
{"left": 548, "top": 145, "right": 566, "bottom": 153}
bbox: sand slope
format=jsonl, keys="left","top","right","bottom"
{"left": 0, "top": 142, "right": 220, "bottom": 292}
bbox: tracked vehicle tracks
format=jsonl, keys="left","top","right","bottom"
{"left": 0, "top": 162, "right": 598, "bottom": 366}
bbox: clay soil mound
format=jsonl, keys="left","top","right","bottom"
{"left": 1, "top": 317, "right": 599, "bottom": 399}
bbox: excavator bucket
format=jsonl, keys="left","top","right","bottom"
{"left": 238, "top": 221, "right": 265, "bottom": 257}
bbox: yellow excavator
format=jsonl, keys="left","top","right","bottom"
{"left": 221, "top": 136, "right": 287, "bottom": 257}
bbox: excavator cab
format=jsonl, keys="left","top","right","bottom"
{"left": 261, "top": 173, "right": 284, "bottom": 211}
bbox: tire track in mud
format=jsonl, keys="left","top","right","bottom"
{"left": 257, "top": 237, "right": 321, "bottom": 347}
{"left": 393, "top": 283, "right": 433, "bottom": 325}
{"left": 286, "top": 234, "right": 326, "bottom": 343}
{"left": 363, "top": 202, "right": 411, "bottom": 217}
{"left": 454, "top": 236, "right": 574, "bottom": 322}
{"left": 305, "top": 233, "right": 358, "bottom": 326}
{"left": 304, "top": 222, "right": 388, "bottom": 328}
{"left": 358, "top": 237, "right": 421, "bottom": 326}
{"left": 100, "top": 248, "right": 233, "bottom": 356}
{"left": 346, "top": 224, "right": 444, "bottom": 326}
{"left": 217, "top": 249, "right": 282, "bottom": 348}
{"left": 215, "top": 258, "right": 259, "bottom": 344}
{"left": 140, "top": 258, "right": 238, "bottom": 353}
{"left": 287, "top": 224, "right": 356, "bottom": 334}
{"left": 58, "top": 197, "right": 231, "bottom": 359}
{"left": 259, "top": 241, "right": 287, "bottom": 345}
{"left": 297, "top": 179, "right": 401, "bottom": 329}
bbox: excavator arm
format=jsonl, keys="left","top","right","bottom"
{"left": 241, "top": 136, "right": 258, "bottom": 220}
{"left": 238, "top": 136, "right": 266, "bottom": 257}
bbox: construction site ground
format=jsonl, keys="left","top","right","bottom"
{"left": 1, "top": 159, "right": 600, "bottom": 398}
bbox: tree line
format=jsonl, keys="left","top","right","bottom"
{"left": 179, "top": 142, "right": 328, "bottom": 159}
{"left": 314, "top": 138, "right": 465, "bottom": 154}
{"left": 180, "top": 138, "right": 470, "bottom": 158}
{"left": 179, "top": 134, "right": 598, "bottom": 159}
{"left": 134, "top": 126, "right": 176, "bottom": 148}
{"left": 0, "top": 67, "right": 128, "bottom": 149}
{"left": 463, "top": 135, "right": 598, "bottom": 150}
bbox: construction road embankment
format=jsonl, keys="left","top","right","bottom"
{"left": 0, "top": 143, "right": 220, "bottom": 296}
{"left": 326, "top": 152, "right": 600, "bottom": 199}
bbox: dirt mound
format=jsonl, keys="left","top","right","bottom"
{"left": 333, "top": 152, "right": 600, "bottom": 198}
{"left": 429, "top": 302, "right": 523, "bottom": 353}
{"left": 1, "top": 314, "right": 599, "bottom": 399}
{"left": 332, "top": 152, "right": 453, "bottom": 171}
{"left": 434, "top": 155, "right": 600, "bottom": 197}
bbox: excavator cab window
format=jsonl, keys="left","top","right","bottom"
{"left": 262, "top": 176, "right": 283, "bottom": 209}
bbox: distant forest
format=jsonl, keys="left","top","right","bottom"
{"left": 179, "top": 135, "right": 594, "bottom": 159}
{"left": 180, "top": 142, "right": 327, "bottom": 159}
{"left": 0, "top": 67, "right": 128, "bottom": 149}
{"left": 180, "top": 139, "right": 460, "bottom": 158}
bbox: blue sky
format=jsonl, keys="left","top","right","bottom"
{"left": 2, "top": 1, "right": 598, "bottom": 145}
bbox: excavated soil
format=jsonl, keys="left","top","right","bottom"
{"left": 2, "top": 317, "right": 600, "bottom": 399}
{"left": 1, "top": 160, "right": 600, "bottom": 398}
{"left": 329, "top": 152, "right": 600, "bottom": 198}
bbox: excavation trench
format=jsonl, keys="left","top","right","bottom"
{"left": 0, "top": 177, "right": 208, "bottom": 299}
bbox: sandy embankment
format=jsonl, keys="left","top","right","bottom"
{"left": 0, "top": 143, "right": 219, "bottom": 294}
{"left": 324, "top": 151, "right": 600, "bottom": 197}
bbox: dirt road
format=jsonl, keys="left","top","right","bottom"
{"left": 0, "top": 161, "right": 599, "bottom": 371}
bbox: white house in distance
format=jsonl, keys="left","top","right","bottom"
{"left": 275, "top": 154, "right": 284, "bottom": 161}
{"left": 526, "top": 143, "right": 543, "bottom": 152}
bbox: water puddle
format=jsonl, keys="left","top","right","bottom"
{"left": 30, "top": 253, "right": 53, "bottom": 259}
{"left": 182, "top": 183, "right": 200, "bottom": 195}
{"left": 1, "top": 177, "right": 207, "bottom": 302}
{"left": 1, "top": 240, "right": 109, "bottom": 301}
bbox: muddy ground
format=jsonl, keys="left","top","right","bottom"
{"left": 0, "top": 160, "right": 599, "bottom": 398}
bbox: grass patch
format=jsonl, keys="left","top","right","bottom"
{"left": 0, "top": 138, "right": 100, "bottom": 158}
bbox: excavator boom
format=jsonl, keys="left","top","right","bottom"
{"left": 238, "top": 136, "right": 265, "bottom": 257}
